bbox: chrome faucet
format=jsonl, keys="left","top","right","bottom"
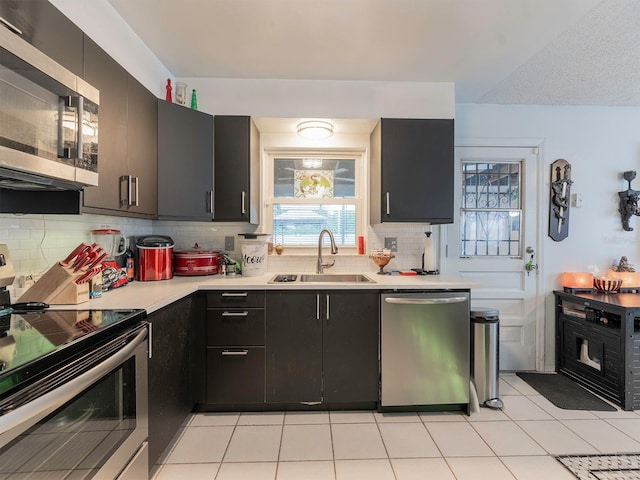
{"left": 317, "top": 229, "right": 338, "bottom": 273}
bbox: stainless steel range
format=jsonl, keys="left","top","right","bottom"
{"left": 0, "top": 246, "right": 148, "bottom": 479}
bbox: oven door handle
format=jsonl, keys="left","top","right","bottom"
{"left": 0, "top": 326, "right": 147, "bottom": 446}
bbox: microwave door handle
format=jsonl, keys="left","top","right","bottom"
{"left": 57, "top": 96, "right": 74, "bottom": 159}
{"left": 0, "top": 327, "right": 148, "bottom": 447}
{"left": 76, "top": 96, "right": 84, "bottom": 166}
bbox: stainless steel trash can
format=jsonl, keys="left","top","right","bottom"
{"left": 471, "top": 308, "right": 503, "bottom": 409}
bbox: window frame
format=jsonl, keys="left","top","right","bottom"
{"left": 263, "top": 150, "right": 366, "bottom": 254}
{"left": 459, "top": 159, "right": 523, "bottom": 258}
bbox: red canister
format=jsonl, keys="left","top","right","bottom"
{"left": 173, "top": 245, "right": 220, "bottom": 276}
{"left": 136, "top": 235, "right": 174, "bottom": 281}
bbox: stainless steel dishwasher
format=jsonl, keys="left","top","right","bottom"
{"left": 381, "top": 291, "right": 470, "bottom": 409}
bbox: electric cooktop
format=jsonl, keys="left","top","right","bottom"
{"left": 0, "top": 308, "right": 146, "bottom": 397}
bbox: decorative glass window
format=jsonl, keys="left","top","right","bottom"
{"left": 270, "top": 156, "right": 360, "bottom": 247}
{"left": 460, "top": 161, "right": 521, "bottom": 256}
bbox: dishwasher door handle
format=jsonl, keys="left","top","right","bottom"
{"left": 384, "top": 297, "right": 468, "bottom": 305}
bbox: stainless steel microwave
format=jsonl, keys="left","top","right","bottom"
{"left": 0, "top": 22, "right": 99, "bottom": 190}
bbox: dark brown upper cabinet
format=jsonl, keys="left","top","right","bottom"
{"left": 213, "top": 115, "right": 260, "bottom": 223}
{"left": 158, "top": 101, "right": 214, "bottom": 221}
{"left": 0, "top": 0, "right": 83, "bottom": 75}
{"left": 370, "top": 118, "right": 454, "bottom": 224}
{"left": 82, "top": 37, "right": 157, "bottom": 218}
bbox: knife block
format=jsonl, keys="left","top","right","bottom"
{"left": 18, "top": 263, "right": 90, "bottom": 305}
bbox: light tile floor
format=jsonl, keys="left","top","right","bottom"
{"left": 151, "top": 374, "right": 640, "bottom": 480}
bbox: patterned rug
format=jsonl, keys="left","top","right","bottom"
{"left": 556, "top": 454, "right": 640, "bottom": 479}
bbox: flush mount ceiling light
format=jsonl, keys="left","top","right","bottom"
{"left": 297, "top": 120, "right": 334, "bottom": 139}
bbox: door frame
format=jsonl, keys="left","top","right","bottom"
{"left": 441, "top": 137, "right": 547, "bottom": 371}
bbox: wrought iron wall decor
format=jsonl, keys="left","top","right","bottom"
{"left": 549, "top": 159, "right": 572, "bottom": 241}
{"left": 618, "top": 170, "right": 640, "bottom": 231}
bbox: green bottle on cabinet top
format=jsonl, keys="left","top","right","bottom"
{"left": 190, "top": 89, "right": 198, "bottom": 110}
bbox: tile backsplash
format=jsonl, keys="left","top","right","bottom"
{"left": 0, "top": 213, "right": 438, "bottom": 285}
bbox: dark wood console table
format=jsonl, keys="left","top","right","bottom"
{"left": 555, "top": 290, "right": 640, "bottom": 411}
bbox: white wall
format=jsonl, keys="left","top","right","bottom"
{"left": 175, "top": 78, "right": 454, "bottom": 119}
{"left": 456, "top": 103, "right": 640, "bottom": 369}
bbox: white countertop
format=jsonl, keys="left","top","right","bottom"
{"left": 59, "top": 272, "right": 477, "bottom": 314}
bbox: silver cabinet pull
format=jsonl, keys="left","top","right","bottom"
{"left": 132, "top": 176, "right": 139, "bottom": 207}
{"left": 221, "top": 311, "right": 249, "bottom": 317}
{"left": 326, "top": 294, "right": 330, "bottom": 321}
{"left": 119, "top": 175, "right": 132, "bottom": 207}
{"left": 0, "top": 16, "right": 22, "bottom": 35}
{"left": 221, "top": 292, "right": 248, "bottom": 297}
{"left": 222, "top": 350, "right": 248, "bottom": 356}
{"left": 206, "top": 191, "right": 213, "bottom": 213}
{"left": 316, "top": 293, "right": 320, "bottom": 320}
{"left": 241, "top": 191, "right": 246, "bottom": 215}
{"left": 385, "top": 192, "right": 390, "bottom": 215}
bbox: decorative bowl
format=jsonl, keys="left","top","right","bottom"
{"left": 369, "top": 251, "right": 395, "bottom": 274}
{"left": 593, "top": 277, "right": 623, "bottom": 293}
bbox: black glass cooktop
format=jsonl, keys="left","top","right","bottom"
{"left": 0, "top": 309, "right": 145, "bottom": 397}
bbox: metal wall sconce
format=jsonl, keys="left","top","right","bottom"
{"left": 549, "top": 159, "right": 572, "bottom": 241}
{"left": 618, "top": 170, "right": 640, "bottom": 231}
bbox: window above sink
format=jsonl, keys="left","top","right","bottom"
{"left": 264, "top": 153, "right": 365, "bottom": 251}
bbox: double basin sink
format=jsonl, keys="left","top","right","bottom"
{"left": 269, "top": 273, "right": 375, "bottom": 284}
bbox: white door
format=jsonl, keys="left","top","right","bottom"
{"left": 443, "top": 146, "right": 542, "bottom": 371}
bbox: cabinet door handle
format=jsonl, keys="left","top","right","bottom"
{"left": 132, "top": 176, "right": 139, "bottom": 207}
{"left": 316, "top": 294, "right": 320, "bottom": 320}
{"left": 326, "top": 294, "right": 330, "bottom": 321}
{"left": 221, "top": 292, "right": 248, "bottom": 297}
{"left": 0, "top": 16, "right": 22, "bottom": 35}
{"left": 385, "top": 192, "right": 390, "bottom": 215}
{"left": 119, "top": 175, "right": 132, "bottom": 207}
{"left": 206, "top": 191, "right": 213, "bottom": 213}
{"left": 221, "top": 350, "right": 248, "bottom": 356}
{"left": 221, "top": 311, "right": 249, "bottom": 317}
{"left": 241, "top": 191, "right": 246, "bottom": 215}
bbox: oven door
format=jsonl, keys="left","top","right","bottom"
{"left": 0, "top": 324, "right": 148, "bottom": 479}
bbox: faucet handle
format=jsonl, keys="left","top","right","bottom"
{"left": 322, "top": 259, "right": 335, "bottom": 269}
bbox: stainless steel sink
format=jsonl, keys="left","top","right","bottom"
{"left": 268, "top": 273, "right": 375, "bottom": 283}
{"left": 300, "top": 273, "right": 375, "bottom": 283}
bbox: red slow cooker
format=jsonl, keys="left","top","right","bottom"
{"left": 136, "top": 235, "right": 174, "bottom": 281}
{"left": 174, "top": 245, "right": 221, "bottom": 276}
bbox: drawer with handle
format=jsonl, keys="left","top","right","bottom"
{"left": 206, "top": 347, "right": 265, "bottom": 403}
{"left": 207, "top": 291, "right": 265, "bottom": 308}
{"left": 206, "top": 309, "right": 265, "bottom": 346}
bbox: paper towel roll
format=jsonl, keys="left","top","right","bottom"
{"left": 423, "top": 232, "right": 436, "bottom": 272}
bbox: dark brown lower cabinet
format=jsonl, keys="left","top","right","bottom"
{"left": 266, "top": 291, "right": 323, "bottom": 404}
{"left": 204, "top": 291, "right": 266, "bottom": 406}
{"left": 147, "top": 295, "right": 195, "bottom": 469}
{"left": 266, "top": 290, "right": 379, "bottom": 407}
{"left": 206, "top": 347, "right": 265, "bottom": 403}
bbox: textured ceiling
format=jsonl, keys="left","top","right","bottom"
{"left": 107, "top": 0, "right": 639, "bottom": 106}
